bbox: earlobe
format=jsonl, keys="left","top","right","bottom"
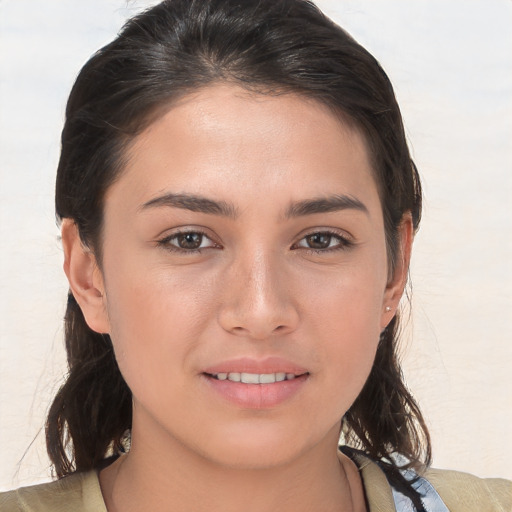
{"left": 381, "top": 213, "right": 414, "bottom": 329}
{"left": 61, "top": 219, "right": 110, "bottom": 334}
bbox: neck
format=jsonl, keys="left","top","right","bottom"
{"left": 99, "top": 420, "right": 365, "bottom": 512}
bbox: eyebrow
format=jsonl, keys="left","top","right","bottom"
{"left": 140, "top": 192, "right": 368, "bottom": 219}
{"left": 285, "top": 194, "right": 369, "bottom": 218}
{"left": 140, "top": 193, "right": 238, "bottom": 218}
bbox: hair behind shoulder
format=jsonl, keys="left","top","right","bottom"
{"left": 49, "top": 0, "right": 429, "bottom": 494}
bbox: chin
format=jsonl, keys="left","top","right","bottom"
{"left": 205, "top": 443, "right": 303, "bottom": 471}
{"left": 194, "top": 418, "right": 338, "bottom": 471}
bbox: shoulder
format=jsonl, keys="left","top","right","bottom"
{"left": 343, "top": 448, "right": 512, "bottom": 512}
{"left": 424, "top": 467, "right": 512, "bottom": 512}
{"left": 0, "top": 471, "right": 107, "bottom": 512}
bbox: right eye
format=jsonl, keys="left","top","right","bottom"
{"left": 157, "top": 230, "right": 218, "bottom": 252}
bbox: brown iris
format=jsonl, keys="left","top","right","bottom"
{"left": 176, "top": 232, "right": 203, "bottom": 249}
{"left": 305, "top": 233, "right": 333, "bottom": 249}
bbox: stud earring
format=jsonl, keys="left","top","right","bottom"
{"left": 385, "top": 306, "right": 392, "bottom": 312}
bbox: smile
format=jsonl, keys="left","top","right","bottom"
{"left": 203, "top": 370, "right": 309, "bottom": 409}
{"left": 209, "top": 372, "right": 301, "bottom": 384}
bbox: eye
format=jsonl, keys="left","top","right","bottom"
{"left": 293, "top": 231, "right": 352, "bottom": 252}
{"left": 157, "top": 230, "right": 218, "bottom": 252}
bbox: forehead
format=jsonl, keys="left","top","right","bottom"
{"left": 112, "top": 83, "right": 380, "bottom": 214}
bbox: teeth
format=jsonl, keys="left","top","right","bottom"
{"left": 258, "top": 373, "right": 276, "bottom": 384}
{"left": 213, "top": 372, "right": 298, "bottom": 384}
{"left": 241, "top": 372, "right": 260, "bottom": 384}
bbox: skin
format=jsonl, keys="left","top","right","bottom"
{"left": 62, "top": 84, "right": 412, "bottom": 512}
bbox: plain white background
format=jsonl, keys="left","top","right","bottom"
{"left": 1, "top": 0, "right": 511, "bottom": 490}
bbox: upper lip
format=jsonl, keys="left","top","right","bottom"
{"left": 202, "top": 356, "right": 309, "bottom": 376}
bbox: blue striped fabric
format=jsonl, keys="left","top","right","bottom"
{"left": 390, "top": 467, "right": 449, "bottom": 512}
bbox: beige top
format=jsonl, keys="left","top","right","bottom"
{"left": 1, "top": 455, "right": 511, "bottom": 511}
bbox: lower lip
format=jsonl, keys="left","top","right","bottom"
{"left": 203, "top": 374, "right": 309, "bottom": 409}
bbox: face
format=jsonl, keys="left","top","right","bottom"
{"left": 70, "top": 84, "right": 407, "bottom": 470}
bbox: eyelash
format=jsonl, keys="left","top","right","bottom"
{"left": 156, "top": 229, "right": 353, "bottom": 254}
{"left": 157, "top": 229, "right": 218, "bottom": 254}
{"left": 291, "top": 230, "right": 354, "bottom": 254}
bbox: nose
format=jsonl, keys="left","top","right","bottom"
{"left": 217, "top": 250, "right": 300, "bottom": 340}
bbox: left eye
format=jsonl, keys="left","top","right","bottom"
{"left": 295, "top": 232, "right": 348, "bottom": 250}
{"left": 159, "top": 231, "right": 216, "bottom": 251}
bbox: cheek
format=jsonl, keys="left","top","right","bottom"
{"left": 302, "top": 256, "right": 386, "bottom": 338}
{"left": 101, "top": 260, "right": 217, "bottom": 395}
{"left": 300, "top": 262, "right": 385, "bottom": 402}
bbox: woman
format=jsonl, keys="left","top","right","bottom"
{"left": 1, "top": 1, "right": 510, "bottom": 510}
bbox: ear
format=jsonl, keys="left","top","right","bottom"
{"left": 61, "top": 219, "right": 110, "bottom": 334}
{"left": 381, "top": 213, "right": 413, "bottom": 330}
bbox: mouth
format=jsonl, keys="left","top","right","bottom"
{"left": 202, "top": 365, "right": 310, "bottom": 408}
{"left": 205, "top": 371, "right": 308, "bottom": 384}
{"left": 201, "top": 357, "right": 310, "bottom": 407}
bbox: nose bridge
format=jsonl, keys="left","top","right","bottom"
{"left": 247, "top": 249, "right": 280, "bottom": 317}
{"left": 218, "top": 245, "right": 298, "bottom": 338}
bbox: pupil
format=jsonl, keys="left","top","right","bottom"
{"left": 307, "top": 233, "right": 331, "bottom": 249}
{"left": 178, "top": 233, "right": 202, "bottom": 249}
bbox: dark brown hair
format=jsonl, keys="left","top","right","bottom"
{"left": 48, "top": 0, "right": 429, "bottom": 503}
